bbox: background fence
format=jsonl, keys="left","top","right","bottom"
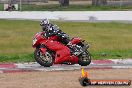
{"left": 0, "top": 0, "right": 132, "bottom": 11}
{"left": 0, "top": 0, "right": 132, "bottom": 5}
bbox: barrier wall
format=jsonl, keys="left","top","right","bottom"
{"left": 0, "top": 11, "right": 132, "bottom": 21}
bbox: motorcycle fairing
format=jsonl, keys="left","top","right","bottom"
{"left": 40, "top": 48, "right": 47, "bottom": 54}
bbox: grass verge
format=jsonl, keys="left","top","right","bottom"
{"left": 20, "top": 4, "right": 132, "bottom": 11}
{"left": 0, "top": 19, "right": 132, "bottom": 62}
{"left": 0, "top": 4, "right": 132, "bottom": 11}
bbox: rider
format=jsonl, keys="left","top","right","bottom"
{"left": 40, "top": 19, "right": 70, "bottom": 45}
{"left": 40, "top": 19, "right": 78, "bottom": 64}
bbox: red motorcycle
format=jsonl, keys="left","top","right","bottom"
{"left": 32, "top": 32, "right": 91, "bottom": 67}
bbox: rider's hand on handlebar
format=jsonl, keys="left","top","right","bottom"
{"left": 67, "top": 42, "right": 72, "bottom": 46}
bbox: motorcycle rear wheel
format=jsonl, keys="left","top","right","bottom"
{"left": 78, "top": 51, "right": 91, "bottom": 66}
{"left": 34, "top": 49, "right": 54, "bottom": 67}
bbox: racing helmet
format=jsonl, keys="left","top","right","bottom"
{"left": 40, "top": 19, "right": 50, "bottom": 31}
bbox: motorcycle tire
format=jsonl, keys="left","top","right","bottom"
{"left": 34, "top": 48, "right": 54, "bottom": 67}
{"left": 78, "top": 51, "right": 91, "bottom": 66}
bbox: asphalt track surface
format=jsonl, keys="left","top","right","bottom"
{"left": 0, "top": 60, "right": 131, "bottom": 88}
{"left": 0, "top": 69, "right": 131, "bottom": 88}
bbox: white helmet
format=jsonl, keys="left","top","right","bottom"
{"left": 40, "top": 19, "right": 50, "bottom": 31}
{"left": 40, "top": 19, "right": 49, "bottom": 26}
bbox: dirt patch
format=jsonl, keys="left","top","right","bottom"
{"left": 0, "top": 69, "right": 131, "bottom": 88}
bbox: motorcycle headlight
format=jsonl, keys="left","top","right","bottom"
{"left": 33, "top": 38, "right": 37, "bottom": 45}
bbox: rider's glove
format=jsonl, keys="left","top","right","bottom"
{"left": 67, "top": 42, "right": 72, "bottom": 46}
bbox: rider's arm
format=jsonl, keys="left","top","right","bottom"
{"left": 56, "top": 31, "right": 70, "bottom": 44}
{"left": 44, "top": 24, "right": 70, "bottom": 44}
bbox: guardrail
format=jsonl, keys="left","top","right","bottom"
{"left": 0, "top": 11, "right": 132, "bottom": 21}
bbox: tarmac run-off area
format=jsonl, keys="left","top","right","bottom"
{"left": 0, "top": 59, "right": 132, "bottom": 88}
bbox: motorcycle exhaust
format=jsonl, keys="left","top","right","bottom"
{"left": 82, "top": 44, "right": 89, "bottom": 52}
{"left": 74, "top": 44, "right": 89, "bottom": 56}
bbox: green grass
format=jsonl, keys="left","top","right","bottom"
{"left": 21, "top": 4, "right": 132, "bottom": 11}
{"left": 1, "top": 4, "right": 132, "bottom": 11}
{"left": 0, "top": 4, "right": 4, "bottom": 11}
{"left": 0, "top": 54, "right": 34, "bottom": 63}
{"left": 0, "top": 19, "right": 132, "bottom": 62}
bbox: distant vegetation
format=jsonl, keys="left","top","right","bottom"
{"left": 0, "top": 4, "right": 132, "bottom": 11}
{"left": 18, "top": 4, "right": 132, "bottom": 11}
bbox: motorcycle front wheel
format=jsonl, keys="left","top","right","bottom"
{"left": 78, "top": 51, "right": 91, "bottom": 66}
{"left": 34, "top": 49, "right": 54, "bottom": 67}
